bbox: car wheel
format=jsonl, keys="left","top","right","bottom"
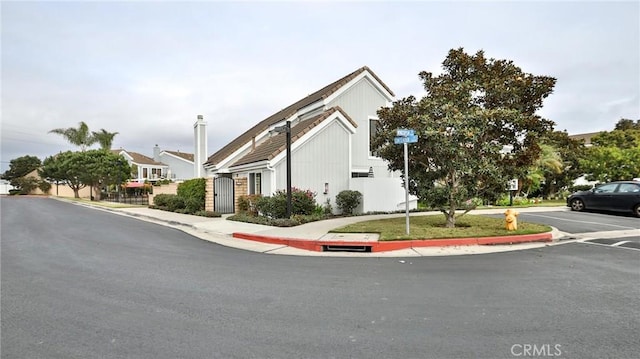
{"left": 634, "top": 204, "right": 640, "bottom": 218}
{"left": 570, "top": 198, "right": 585, "bottom": 212}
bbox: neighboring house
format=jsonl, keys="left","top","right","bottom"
{"left": 152, "top": 114, "right": 209, "bottom": 181}
{"left": 112, "top": 149, "right": 169, "bottom": 183}
{"left": 153, "top": 145, "right": 194, "bottom": 181}
{"left": 568, "top": 131, "right": 601, "bottom": 147}
{"left": 204, "top": 66, "right": 417, "bottom": 213}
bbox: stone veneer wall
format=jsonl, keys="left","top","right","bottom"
{"left": 205, "top": 177, "right": 214, "bottom": 212}
{"left": 234, "top": 177, "right": 247, "bottom": 214}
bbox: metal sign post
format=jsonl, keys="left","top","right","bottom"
{"left": 394, "top": 129, "right": 418, "bottom": 235}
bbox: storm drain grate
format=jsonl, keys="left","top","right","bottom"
{"left": 322, "top": 245, "right": 372, "bottom": 253}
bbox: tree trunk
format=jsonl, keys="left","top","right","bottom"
{"left": 446, "top": 172, "right": 457, "bottom": 228}
{"left": 73, "top": 189, "right": 79, "bottom": 198}
{"left": 445, "top": 205, "right": 457, "bottom": 228}
{"left": 445, "top": 211, "right": 456, "bottom": 228}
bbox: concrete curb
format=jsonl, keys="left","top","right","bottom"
{"left": 233, "top": 231, "right": 554, "bottom": 252}
{"left": 48, "top": 196, "right": 562, "bottom": 256}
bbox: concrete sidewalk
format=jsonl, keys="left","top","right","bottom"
{"left": 60, "top": 197, "right": 568, "bottom": 257}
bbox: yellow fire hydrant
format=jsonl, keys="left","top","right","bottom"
{"left": 504, "top": 209, "right": 519, "bottom": 231}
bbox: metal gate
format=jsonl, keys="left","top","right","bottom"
{"left": 214, "top": 177, "right": 235, "bottom": 214}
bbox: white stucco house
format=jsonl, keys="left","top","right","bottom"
{"left": 112, "top": 149, "right": 169, "bottom": 184}
{"left": 114, "top": 116, "right": 208, "bottom": 184}
{"left": 203, "top": 66, "right": 416, "bottom": 213}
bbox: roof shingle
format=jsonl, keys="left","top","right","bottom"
{"left": 230, "top": 107, "right": 356, "bottom": 168}
{"left": 205, "top": 66, "right": 392, "bottom": 168}
{"left": 113, "top": 149, "right": 166, "bottom": 166}
{"left": 164, "top": 150, "right": 194, "bottom": 162}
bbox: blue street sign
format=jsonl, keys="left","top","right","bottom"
{"left": 394, "top": 134, "right": 418, "bottom": 144}
{"left": 396, "top": 129, "right": 415, "bottom": 137}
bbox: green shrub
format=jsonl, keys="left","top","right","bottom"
{"left": 496, "top": 194, "right": 530, "bottom": 206}
{"left": 256, "top": 193, "right": 285, "bottom": 218}
{"left": 336, "top": 190, "right": 362, "bottom": 215}
{"left": 13, "top": 176, "right": 39, "bottom": 195}
{"left": 227, "top": 213, "right": 272, "bottom": 225}
{"left": 291, "top": 188, "right": 316, "bottom": 215}
{"left": 167, "top": 195, "right": 186, "bottom": 212}
{"left": 184, "top": 197, "right": 203, "bottom": 213}
{"left": 38, "top": 180, "right": 52, "bottom": 194}
{"left": 153, "top": 193, "right": 174, "bottom": 207}
{"left": 323, "top": 199, "right": 333, "bottom": 215}
{"left": 177, "top": 178, "right": 205, "bottom": 208}
{"left": 237, "top": 194, "right": 261, "bottom": 215}
{"left": 255, "top": 188, "right": 317, "bottom": 218}
{"left": 194, "top": 210, "right": 221, "bottom": 218}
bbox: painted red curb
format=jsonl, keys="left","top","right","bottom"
{"left": 232, "top": 232, "right": 553, "bottom": 253}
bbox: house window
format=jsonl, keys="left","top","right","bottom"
{"left": 249, "top": 172, "right": 261, "bottom": 195}
{"left": 142, "top": 168, "right": 148, "bottom": 179}
{"left": 351, "top": 172, "right": 370, "bottom": 178}
{"left": 369, "top": 118, "right": 379, "bottom": 155}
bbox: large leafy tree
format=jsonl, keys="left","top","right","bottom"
{"left": 81, "top": 150, "right": 130, "bottom": 200}
{"left": 373, "top": 48, "right": 556, "bottom": 227}
{"left": 40, "top": 153, "right": 68, "bottom": 196}
{"left": 41, "top": 150, "right": 130, "bottom": 199}
{"left": 614, "top": 118, "right": 640, "bottom": 131}
{"left": 580, "top": 119, "right": 640, "bottom": 182}
{"left": 1, "top": 155, "right": 42, "bottom": 188}
{"left": 92, "top": 129, "right": 119, "bottom": 150}
{"left": 41, "top": 151, "right": 88, "bottom": 198}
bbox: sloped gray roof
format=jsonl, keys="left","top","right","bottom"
{"left": 230, "top": 107, "right": 356, "bottom": 168}
{"left": 205, "top": 66, "right": 393, "bottom": 168}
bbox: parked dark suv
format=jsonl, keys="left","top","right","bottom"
{"left": 567, "top": 181, "right": 640, "bottom": 217}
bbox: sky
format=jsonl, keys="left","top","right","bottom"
{"left": 2, "top": 0, "right": 639, "bottom": 172}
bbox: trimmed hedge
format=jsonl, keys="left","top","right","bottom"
{"left": 151, "top": 178, "right": 207, "bottom": 215}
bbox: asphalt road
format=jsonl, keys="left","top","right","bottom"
{"left": 484, "top": 209, "right": 639, "bottom": 242}
{"left": 2, "top": 197, "right": 639, "bottom": 359}
{"left": 511, "top": 210, "right": 639, "bottom": 235}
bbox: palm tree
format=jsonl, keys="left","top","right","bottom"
{"left": 92, "top": 129, "right": 119, "bottom": 150}
{"left": 523, "top": 144, "right": 563, "bottom": 196}
{"left": 49, "top": 121, "right": 96, "bottom": 151}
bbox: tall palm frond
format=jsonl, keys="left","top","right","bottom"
{"left": 536, "top": 143, "right": 563, "bottom": 174}
{"left": 49, "top": 121, "right": 96, "bottom": 151}
{"left": 92, "top": 129, "right": 119, "bottom": 150}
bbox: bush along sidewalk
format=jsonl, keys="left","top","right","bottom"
{"left": 149, "top": 178, "right": 220, "bottom": 218}
{"left": 228, "top": 188, "right": 365, "bottom": 227}
{"left": 229, "top": 188, "right": 330, "bottom": 227}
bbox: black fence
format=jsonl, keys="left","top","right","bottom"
{"left": 101, "top": 193, "right": 149, "bottom": 205}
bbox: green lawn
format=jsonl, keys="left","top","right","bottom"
{"left": 330, "top": 214, "right": 551, "bottom": 241}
